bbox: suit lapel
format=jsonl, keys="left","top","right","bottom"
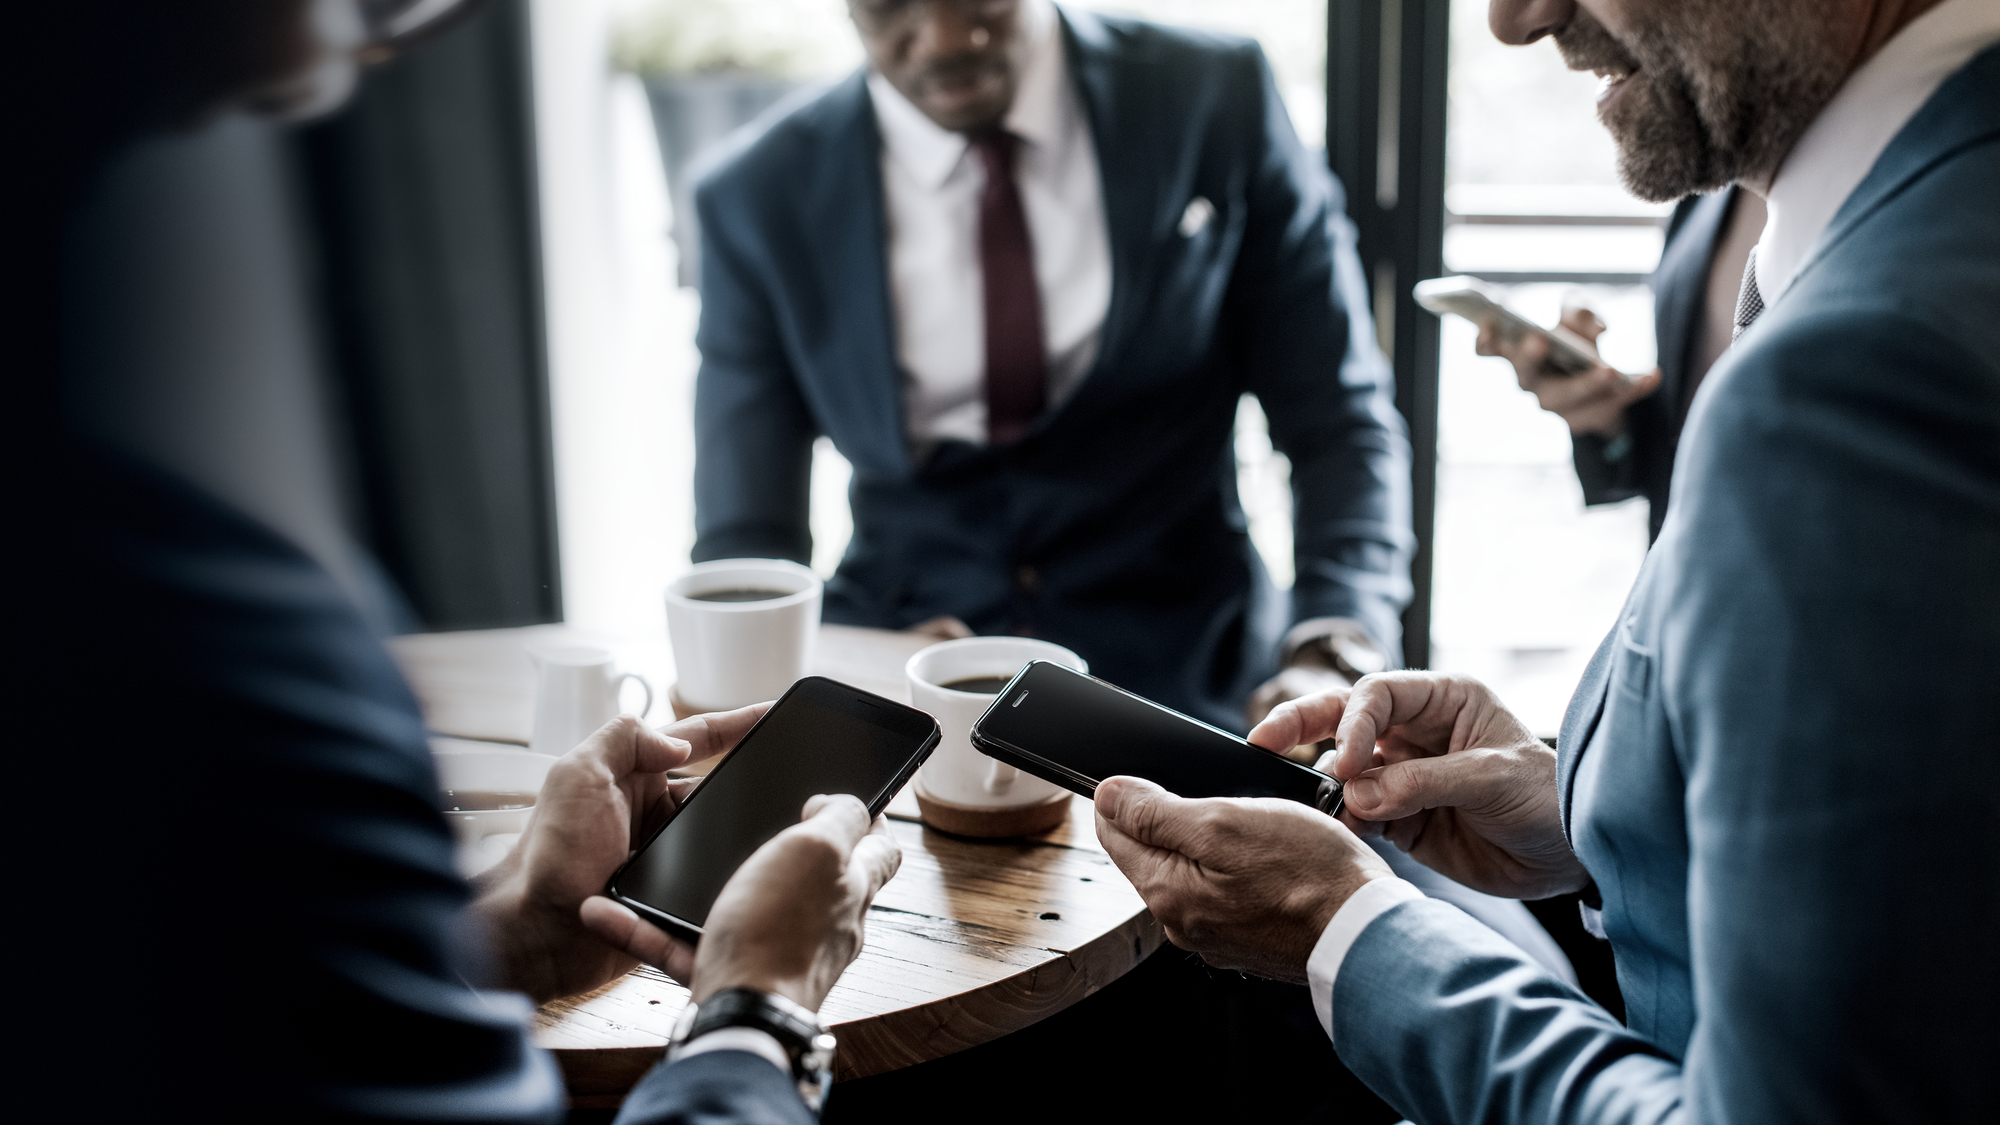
{"left": 1651, "top": 188, "right": 1732, "bottom": 406}
{"left": 1059, "top": 7, "right": 1160, "bottom": 402}
{"left": 1787, "top": 43, "right": 2000, "bottom": 301}
{"left": 1557, "top": 624, "right": 1618, "bottom": 843}
{"left": 799, "top": 75, "right": 910, "bottom": 477}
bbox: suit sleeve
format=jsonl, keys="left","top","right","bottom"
{"left": 1227, "top": 47, "right": 1413, "bottom": 654}
{"left": 29, "top": 453, "right": 567, "bottom": 1122}
{"left": 1322, "top": 310, "right": 2000, "bottom": 1123}
{"left": 615, "top": 1052, "right": 816, "bottom": 1125}
{"left": 690, "top": 176, "right": 817, "bottom": 565}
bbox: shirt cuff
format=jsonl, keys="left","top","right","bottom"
{"left": 670, "top": 1027, "right": 791, "bottom": 1077}
{"left": 1306, "top": 876, "right": 1425, "bottom": 1046}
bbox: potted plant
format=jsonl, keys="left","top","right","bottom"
{"left": 614, "top": 0, "right": 860, "bottom": 283}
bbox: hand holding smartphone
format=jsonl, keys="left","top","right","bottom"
{"left": 604, "top": 677, "right": 939, "bottom": 943}
{"left": 969, "top": 661, "right": 1343, "bottom": 816}
{"left": 1414, "top": 275, "right": 1620, "bottom": 380}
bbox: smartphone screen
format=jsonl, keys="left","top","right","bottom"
{"left": 607, "top": 677, "right": 939, "bottom": 938}
{"left": 970, "top": 661, "right": 1341, "bottom": 813}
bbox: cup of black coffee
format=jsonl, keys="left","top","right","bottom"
{"left": 904, "top": 637, "right": 1088, "bottom": 837}
{"left": 664, "top": 558, "right": 823, "bottom": 713}
{"left": 431, "top": 740, "right": 559, "bottom": 876}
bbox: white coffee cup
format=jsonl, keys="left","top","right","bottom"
{"left": 907, "top": 637, "right": 1086, "bottom": 810}
{"left": 664, "top": 558, "right": 822, "bottom": 713}
{"left": 528, "top": 645, "right": 654, "bottom": 757}
{"left": 432, "top": 744, "right": 559, "bottom": 877}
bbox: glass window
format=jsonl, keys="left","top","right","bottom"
{"left": 1430, "top": 0, "right": 1661, "bottom": 733}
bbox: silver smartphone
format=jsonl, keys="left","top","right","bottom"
{"left": 1413, "top": 275, "right": 1608, "bottom": 377}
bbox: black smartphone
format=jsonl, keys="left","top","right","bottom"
{"left": 605, "top": 676, "right": 940, "bottom": 943}
{"left": 969, "top": 661, "right": 1342, "bottom": 815}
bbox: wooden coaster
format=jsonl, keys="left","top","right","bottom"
{"left": 912, "top": 781, "right": 1071, "bottom": 839}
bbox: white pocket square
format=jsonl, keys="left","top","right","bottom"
{"left": 1179, "top": 196, "right": 1215, "bottom": 237}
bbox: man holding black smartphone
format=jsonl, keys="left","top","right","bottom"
{"left": 10, "top": 4, "right": 894, "bottom": 1123}
{"left": 1088, "top": 0, "right": 2000, "bottom": 1122}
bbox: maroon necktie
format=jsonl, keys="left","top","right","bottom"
{"left": 971, "top": 131, "right": 1046, "bottom": 445}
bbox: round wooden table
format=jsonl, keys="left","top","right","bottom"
{"left": 390, "top": 624, "right": 1163, "bottom": 1109}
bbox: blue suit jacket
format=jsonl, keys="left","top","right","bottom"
{"left": 689, "top": 7, "right": 1411, "bottom": 728}
{"left": 1328, "top": 47, "right": 2000, "bottom": 1123}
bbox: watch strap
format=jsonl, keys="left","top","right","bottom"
{"left": 671, "top": 989, "right": 836, "bottom": 1113}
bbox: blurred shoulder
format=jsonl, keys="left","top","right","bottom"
{"left": 1061, "top": 4, "right": 1269, "bottom": 86}
{"left": 692, "top": 72, "right": 872, "bottom": 207}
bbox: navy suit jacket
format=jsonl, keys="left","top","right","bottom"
{"left": 11, "top": 442, "right": 810, "bottom": 1124}
{"left": 1572, "top": 188, "right": 1741, "bottom": 542}
{"left": 1326, "top": 47, "right": 2000, "bottom": 1123}
{"left": 689, "top": 7, "right": 1411, "bottom": 728}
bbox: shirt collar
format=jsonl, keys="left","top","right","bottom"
{"left": 1756, "top": 0, "right": 2000, "bottom": 301}
{"left": 867, "top": 0, "right": 1064, "bottom": 191}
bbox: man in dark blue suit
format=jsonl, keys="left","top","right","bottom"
{"left": 1081, "top": 0, "right": 2000, "bottom": 1121}
{"left": 690, "top": 0, "right": 1412, "bottom": 732}
{"left": 8, "top": 4, "right": 894, "bottom": 1122}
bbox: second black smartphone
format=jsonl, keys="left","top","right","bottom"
{"left": 605, "top": 676, "right": 940, "bottom": 943}
{"left": 970, "top": 661, "right": 1342, "bottom": 815}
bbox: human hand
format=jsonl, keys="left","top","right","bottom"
{"left": 1093, "top": 777, "right": 1393, "bottom": 982}
{"left": 471, "top": 703, "right": 769, "bottom": 1003}
{"left": 579, "top": 794, "right": 901, "bottom": 1012}
{"left": 1250, "top": 673, "right": 1587, "bottom": 900}
{"left": 1244, "top": 664, "right": 1349, "bottom": 763}
{"left": 1475, "top": 305, "right": 1661, "bottom": 438}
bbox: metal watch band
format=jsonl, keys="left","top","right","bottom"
{"left": 670, "top": 989, "right": 837, "bottom": 1114}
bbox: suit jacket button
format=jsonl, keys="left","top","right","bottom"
{"left": 1015, "top": 565, "right": 1040, "bottom": 594}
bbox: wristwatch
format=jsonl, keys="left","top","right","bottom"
{"left": 669, "top": 988, "right": 837, "bottom": 1113}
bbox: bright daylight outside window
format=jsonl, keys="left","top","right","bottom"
{"left": 1430, "top": 0, "right": 1662, "bottom": 733}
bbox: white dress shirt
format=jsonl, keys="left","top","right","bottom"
{"left": 1306, "top": 0, "right": 2000, "bottom": 1040}
{"left": 867, "top": 0, "right": 1111, "bottom": 448}
{"left": 1755, "top": 0, "right": 2000, "bottom": 303}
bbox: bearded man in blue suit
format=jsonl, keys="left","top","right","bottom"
{"left": 689, "top": 0, "right": 1412, "bottom": 733}
{"left": 1088, "top": 0, "right": 2000, "bottom": 1121}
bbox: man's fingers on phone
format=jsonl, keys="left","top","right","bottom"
{"left": 1514, "top": 331, "right": 1556, "bottom": 382}
{"left": 658, "top": 701, "right": 773, "bottom": 765}
{"left": 798, "top": 793, "right": 873, "bottom": 848}
{"left": 1248, "top": 690, "right": 1348, "bottom": 757}
{"left": 1557, "top": 305, "right": 1607, "bottom": 342}
{"left": 1474, "top": 318, "right": 1502, "bottom": 356}
{"left": 579, "top": 894, "right": 694, "bottom": 976}
{"left": 1342, "top": 748, "right": 1509, "bottom": 822}
{"left": 847, "top": 824, "right": 903, "bottom": 900}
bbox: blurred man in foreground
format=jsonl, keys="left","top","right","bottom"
{"left": 6, "top": 4, "right": 889, "bottom": 1122}
{"left": 1093, "top": 0, "right": 2000, "bottom": 1120}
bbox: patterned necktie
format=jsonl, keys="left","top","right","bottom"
{"left": 971, "top": 131, "right": 1047, "bottom": 445}
{"left": 1733, "top": 248, "right": 1766, "bottom": 340}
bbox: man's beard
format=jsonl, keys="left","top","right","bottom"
{"left": 1554, "top": 1, "right": 1850, "bottom": 201}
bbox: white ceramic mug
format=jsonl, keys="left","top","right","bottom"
{"left": 664, "top": 558, "right": 822, "bottom": 713}
{"left": 432, "top": 744, "right": 559, "bottom": 877}
{"left": 907, "top": 637, "right": 1087, "bottom": 809}
{"left": 528, "top": 645, "right": 654, "bottom": 757}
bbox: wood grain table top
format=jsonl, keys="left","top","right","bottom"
{"left": 388, "top": 624, "right": 1163, "bottom": 1106}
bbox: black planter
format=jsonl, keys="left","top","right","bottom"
{"left": 641, "top": 72, "right": 806, "bottom": 286}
